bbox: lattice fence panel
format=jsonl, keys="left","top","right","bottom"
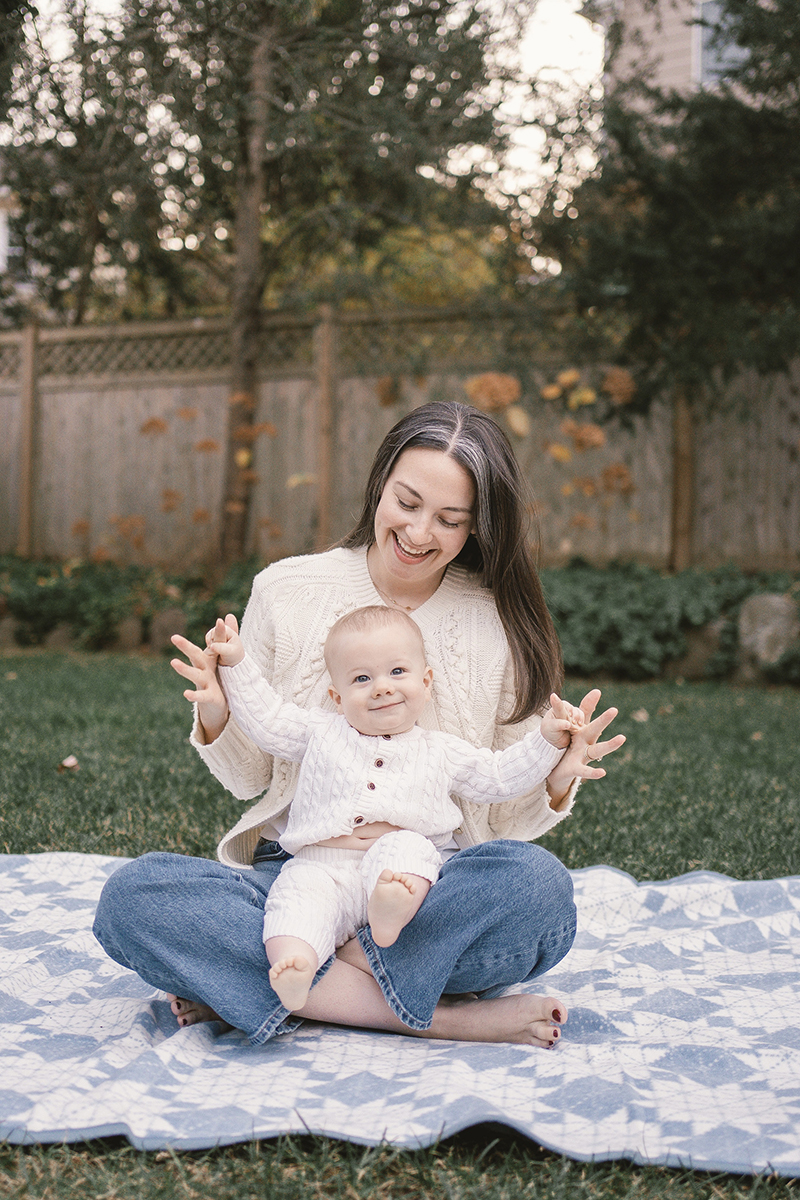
{"left": 338, "top": 316, "right": 508, "bottom": 374}
{"left": 0, "top": 340, "right": 21, "bottom": 381}
{"left": 38, "top": 329, "right": 234, "bottom": 377}
{"left": 256, "top": 322, "right": 314, "bottom": 370}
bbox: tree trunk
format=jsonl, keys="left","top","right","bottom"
{"left": 669, "top": 386, "right": 694, "bottom": 572}
{"left": 220, "top": 20, "right": 274, "bottom": 566}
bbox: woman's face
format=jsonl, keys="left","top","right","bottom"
{"left": 371, "top": 447, "right": 476, "bottom": 594}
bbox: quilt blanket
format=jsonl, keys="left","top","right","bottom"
{"left": 1, "top": 852, "right": 800, "bottom": 1174}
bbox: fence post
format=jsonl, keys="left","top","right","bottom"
{"left": 669, "top": 387, "right": 694, "bottom": 572}
{"left": 17, "top": 323, "right": 38, "bottom": 558}
{"left": 314, "top": 304, "right": 337, "bottom": 552}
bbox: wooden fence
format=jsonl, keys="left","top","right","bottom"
{"left": 1, "top": 309, "right": 798, "bottom": 572}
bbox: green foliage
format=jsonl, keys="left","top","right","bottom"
{"left": 0, "top": 556, "right": 195, "bottom": 648}
{"left": 2, "top": 0, "right": 535, "bottom": 323}
{"left": 540, "top": 560, "right": 800, "bottom": 680}
{"left": 2, "top": 555, "right": 798, "bottom": 679}
{"left": 536, "top": 0, "right": 800, "bottom": 414}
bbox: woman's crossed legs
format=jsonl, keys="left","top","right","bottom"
{"left": 93, "top": 840, "right": 576, "bottom": 1048}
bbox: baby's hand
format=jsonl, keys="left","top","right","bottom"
{"left": 205, "top": 613, "right": 244, "bottom": 668}
{"left": 541, "top": 694, "right": 585, "bottom": 749}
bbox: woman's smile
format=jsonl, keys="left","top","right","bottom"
{"left": 369, "top": 447, "right": 476, "bottom": 606}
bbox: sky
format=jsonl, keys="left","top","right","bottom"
{"left": 521, "top": 0, "right": 605, "bottom": 86}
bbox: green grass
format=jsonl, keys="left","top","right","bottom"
{"left": 2, "top": 650, "right": 800, "bottom": 1197}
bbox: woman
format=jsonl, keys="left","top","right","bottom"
{"left": 94, "top": 401, "right": 623, "bottom": 1047}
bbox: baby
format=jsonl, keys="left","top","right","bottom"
{"left": 201, "top": 605, "right": 582, "bottom": 1012}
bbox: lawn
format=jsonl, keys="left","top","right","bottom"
{"left": 1, "top": 650, "right": 799, "bottom": 1198}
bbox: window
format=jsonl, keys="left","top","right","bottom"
{"left": 694, "top": 0, "right": 749, "bottom": 85}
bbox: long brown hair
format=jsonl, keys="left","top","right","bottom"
{"left": 339, "top": 401, "right": 563, "bottom": 723}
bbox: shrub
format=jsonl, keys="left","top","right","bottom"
{"left": 540, "top": 560, "right": 800, "bottom": 680}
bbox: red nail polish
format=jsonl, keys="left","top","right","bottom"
{"left": 553, "top": 1008, "right": 563, "bottom": 1023}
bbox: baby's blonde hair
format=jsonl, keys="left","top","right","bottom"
{"left": 324, "top": 605, "right": 425, "bottom": 670}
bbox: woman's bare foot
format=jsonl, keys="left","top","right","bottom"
{"left": 368, "top": 870, "right": 430, "bottom": 947}
{"left": 427, "top": 992, "right": 567, "bottom": 1048}
{"left": 270, "top": 955, "right": 316, "bottom": 1011}
{"left": 166, "top": 994, "right": 233, "bottom": 1032}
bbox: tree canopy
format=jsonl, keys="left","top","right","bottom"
{"left": 536, "top": 0, "right": 800, "bottom": 416}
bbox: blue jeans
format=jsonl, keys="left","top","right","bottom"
{"left": 92, "top": 839, "right": 576, "bottom": 1044}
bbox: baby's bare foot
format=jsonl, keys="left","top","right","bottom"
{"left": 166, "top": 994, "right": 233, "bottom": 1032}
{"left": 270, "top": 955, "right": 316, "bottom": 1011}
{"left": 368, "top": 869, "right": 430, "bottom": 947}
{"left": 428, "top": 992, "right": 567, "bottom": 1048}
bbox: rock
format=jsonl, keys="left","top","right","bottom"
{"left": 737, "top": 593, "right": 800, "bottom": 682}
{"left": 150, "top": 606, "right": 186, "bottom": 652}
{"left": 114, "top": 615, "right": 143, "bottom": 651}
{"left": 43, "top": 623, "right": 73, "bottom": 650}
{"left": 664, "top": 617, "right": 727, "bottom": 681}
{"left": 0, "top": 616, "right": 17, "bottom": 647}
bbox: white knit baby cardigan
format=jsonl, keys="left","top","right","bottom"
{"left": 218, "top": 652, "right": 564, "bottom": 855}
{"left": 191, "top": 547, "right": 579, "bottom": 868}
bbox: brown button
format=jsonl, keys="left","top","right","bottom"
{"left": 354, "top": 815, "right": 365, "bottom": 825}
{"left": 367, "top": 782, "right": 376, "bottom": 790}
{"left": 375, "top": 759, "right": 384, "bottom": 768}
{"left": 382, "top": 734, "right": 391, "bottom": 740}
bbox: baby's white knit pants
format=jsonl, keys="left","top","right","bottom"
{"left": 262, "top": 830, "right": 443, "bottom": 966}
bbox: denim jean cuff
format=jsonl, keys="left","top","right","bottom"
{"left": 248, "top": 950, "right": 337, "bottom": 1045}
{"left": 356, "top": 929, "right": 433, "bottom": 1032}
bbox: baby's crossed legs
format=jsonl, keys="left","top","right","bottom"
{"left": 263, "top": 833, "right": 442, "bottom": 1010}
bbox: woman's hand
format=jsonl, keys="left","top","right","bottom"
{"left": 545, "top": 688, "right": 626, "bottom": 809}
{"left": 170, "top": 629, "right": 230, "bottom": 745}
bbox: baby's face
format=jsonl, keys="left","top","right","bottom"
{"left": 326, "top": 623, "right": 433, "bottom": 736}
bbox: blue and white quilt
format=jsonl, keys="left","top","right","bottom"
{"left": 1, "top": 852, "right": 800, "bottom": 1174}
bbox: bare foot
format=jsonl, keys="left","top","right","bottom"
{"left": 426, "top": 992, "right": 568, "bottom": 1048}
{"left": 368, "top": 870, "right": 430, "bottom": 947}
{"left": 270, "top": 955, "right": 316, "bottom": 1011}
{"left": 166, "top": 994, "right": 233, "bottom": 1032}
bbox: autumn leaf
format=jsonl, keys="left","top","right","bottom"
{"left": 540, "top": 384, "right": 562, "bottom": 401}
{"left": 546, "top": 442, "right": 573, "bottom": 464}
{"left": 556, "top": 368, "right": 581, "bottom": 389}
{"left": 140, "top": 417, "right": 168, "bottom": 435}
{"left": 505, "top": 405, "right": 531, "bottom": 438}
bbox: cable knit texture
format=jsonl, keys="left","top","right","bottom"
{"left": 191, "top": 547, "right": 580, "bottom": 868}
{"left": 218, "top": 651, "right": 564, "bottom": 854}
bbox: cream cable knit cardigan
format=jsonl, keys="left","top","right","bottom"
{"left": 191, "top": 547, "right": 579, "bottom": 868}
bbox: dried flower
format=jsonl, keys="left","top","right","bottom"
{"left": 176, "top": 406, "right": 198, "bottom": 420}
{"left": 570, "top": 511, "right": 596, "bottom": 530}
{"left": 195, "top": 439, "right": 221, "bottom": 453}
{"left": 601, "top": 463, "right": 635, "bottom": 494}
{"left": 161, "top": 488, "right": 183, "bottom": 513}
{"left": 601, "top": 367, "right": 636, "bottom": 406}
{"left": 234, "top": 448, "right": 252, "bottom": 469}
{"left": 464, "top": 373, "right": 521, "bottom": 411}
{"left": 192, "top": 508, "right": 211, "bottom": 524}
{"left": 376, "top": 376, "right": 400, "bottom": 407}
{"left": 233, "top": 422, "right": 277, "bottom": 442}
{"left": 573, "top": 476, "right": 598, "bottom": 497}
{"left": 228, "top": 391, "right": 255, "bottom": 411}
